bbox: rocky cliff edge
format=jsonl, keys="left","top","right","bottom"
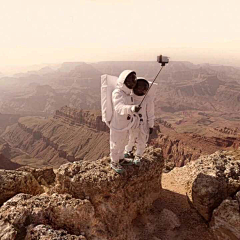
{"left": 0, "top": 147, "right": 239, "bottom": 240}
{"left": 0, "top": 147, "right": 164, "bottom": 240}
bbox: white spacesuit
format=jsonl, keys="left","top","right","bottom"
{"left": 124, "top": 78, "right": 155, "bottom": 164}
{"left": 109, "top": 70, "right": 138, "bottom": 172}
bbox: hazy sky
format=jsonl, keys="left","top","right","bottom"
{"left": 0, "top": 0, "right": 240, "bottom": 72}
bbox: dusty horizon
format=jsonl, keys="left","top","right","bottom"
{"left": 0, "top": 0, "right": 239, "bottom": 73}
{"left": 1, "top": 55, "right": 240, "bottom": 75}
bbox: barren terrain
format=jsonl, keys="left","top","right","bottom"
{"left": 0, "top": 61, "right": 239, "bottom": 171}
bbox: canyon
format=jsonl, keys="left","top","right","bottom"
{"left": 1, "top": 107, "right": 109, "bottom": 168}
{"left": 0, "top": 60, "right": 239, "bottom": 239}
{"left": 1, "top": 105, "right": 239, "bottom": 171}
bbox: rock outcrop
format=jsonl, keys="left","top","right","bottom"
{"left": 0, "top": 193, "right": 92, "bottom": 240}
{"left": 167, "top": 149, "right": 240, "bottom": 240}
{"left": 1, "top": 146, "right": 239, "bottom": 239}
{"left": 53, "top": 147, "right": 164, "bottom": 239}
{"left": 17, "top": 166, "right": 56, "bottom": 186}
{"left": 185, "top": 151, "right": 240, "bottom": 222}
{"left": 0, "top": 147, "right": 164, "bottom": 240}
{"left": 210, "top": 194, "right": 240, "bottom": 240}
{"left": 0, "top": 169, "right": 44, "bottom": 205}
{"left": 159, "top": 148, "right": 240, "bottom": 240}
{"left": 214, "top": 126, "right": 239, "bottom": 136}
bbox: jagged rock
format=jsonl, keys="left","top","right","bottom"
{"left": 210, "top": 193, "right": 240, "bottom": 240}
{"left": 152, "top": 134, "right": 203, "bottom": 167}
{"left": 0, "top": 170, "right": 44, "bottom": 205}
{"left": 214, "top": 126, "right": 239, "bottom": 136}
{"left": 17, "top": 166, "right": 56, "bottom": 186}
{"left": 185, "top": 151, "right": 240, "bottom": 221}
{"left": 53, "top": 147, "right": 164, "bottom": 239}
{"left": 0, "top": 219, "right": 18, "bottom": 240}
{"left": 152, "top": 132, "right": 240, "bottom": 169}
{"left": 25, "top": 224, "right": 86, "bottom": 240}
{"left": 0, "top": 193, "right": 97, "bottom": 240}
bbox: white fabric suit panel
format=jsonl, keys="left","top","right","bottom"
{"left": 109, "top": 70, "right": 135, "bottom": 163}
{"left": 110, "top": 130, "right": 128, "bottom": 163}
{"left": 125, "top": 95, "right": 155, "bottom": 157}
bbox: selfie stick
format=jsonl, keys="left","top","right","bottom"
{"left": 138, "top": 65, "right": 165, "bottom": 108}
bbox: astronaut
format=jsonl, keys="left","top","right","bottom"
{"left": 124, "top": 78, "right": 155, "bottom": 165}
{"left": 109, "top": 70, "right": 140, "bottom": 173}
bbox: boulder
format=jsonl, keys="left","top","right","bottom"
{"left": 210, "top": 193, "right": 240, "bottom": 240}
{"left": 0, "top": 193, "right": 98, "bottom": 240}
{"left": 25, "top": 224, "right": 86, "bottom": 240}
{"left": 17, "top": 166, "right": 56, "bottom": 186}
{"left": 0, "top": 169, "right": 44, "bottom": 205}
{"left": 185, "top": 151, "right": 240, "bottom": 221}
{"left": 53, "top": 147, "right": 164, "bottom": 239}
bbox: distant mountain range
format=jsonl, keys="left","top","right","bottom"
{"left": 0, "top": 61, "right": 239, "bottom": 116}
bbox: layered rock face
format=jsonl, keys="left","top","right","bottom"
{"left": 0, "top": 147, "right": 164, "bottom": 240}
{"left": 152, "top": 133, "right": 221, "bottom": 169}
{"left": 214, "top": 126, "right": 239, "bottom": 135}
{"left": 55, "top": 106, "right": 108, "bottom": 132}
{"left": 1, "top": 106, "right": 163, "bottom": 169}
{"left": 152, "top": 134, "right": 203, "bottom": 168}
{"left": 2, "top": 110, "right": 110, "bottom": 168}
{"left": 2, "top": 105, "right": 239, "bottom": 171}
{"left": 153, "top": 120, "right": 240, "bottom": 169}
{"left": 154, "top": 74, "right": 240, "bottom": 113}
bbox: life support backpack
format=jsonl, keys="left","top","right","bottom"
{"left": 101, "top": 74, "right": 118, "bottom": 124}
{"left": 101, "top": 74, "right": 158, "bottom": 127}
